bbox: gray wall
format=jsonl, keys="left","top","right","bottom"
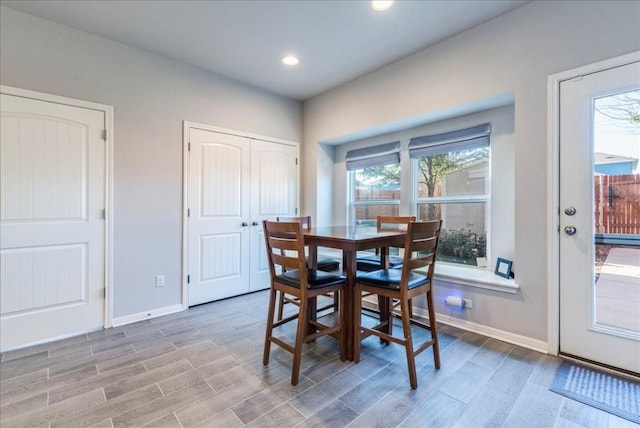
{"left": 302, "top": 0, "right": 640, "bottom": 341}
{"left": 0, "top": 7, "right": 302, "bottom": 319}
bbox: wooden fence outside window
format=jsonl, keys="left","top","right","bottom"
{"left": 594, "top": 174, "right": 640, "bottom": 235}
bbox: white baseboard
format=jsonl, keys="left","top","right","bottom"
{"left": 362, "top": 297, "right": 549, "bottom": 354}
{"left": 112, "top": 304, "right": 185, "bottom": 327}
{"left": 412, "top": 306, "right": 549, "bottom": 354}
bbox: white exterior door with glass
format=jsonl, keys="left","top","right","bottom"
{"left": 559, "top": 57, "right": 640, "bottom": 373}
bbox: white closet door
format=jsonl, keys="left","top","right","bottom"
{"left": 187, "top": 128, "right": 251, "bottom": 306}
{"left": 249, "top": 139, "right": 299, "bottom": 292}
{"left": 0, "top": 93, "right": 106, "bottom": 351}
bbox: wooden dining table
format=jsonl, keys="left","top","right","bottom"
{"left": 304, "top": 226, "right": 406, "bottom": 361}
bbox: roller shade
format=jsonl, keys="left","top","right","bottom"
{"left": 345, "top": 141, "right": 400, "bottom": 171}
{"left": 408, "top": 123, "right": 491, "bottom": 158}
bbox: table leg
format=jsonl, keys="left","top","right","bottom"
{"left": 380, "top": 246, "right": 391, "bottom": 336}
{"left": 307, "top": 245, "right": 318, "bottom": 335}
{"left": 380, "top": 246, "right": 389, "bottom": 269}
{"left": 343, "top": 250, "right": 357, "bottom": 361}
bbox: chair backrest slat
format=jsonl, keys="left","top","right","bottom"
{"left": 401, "top": 220, "right": 442, "bottom": 282}
{"left": 374, "top": 216, "right": 416, "bottom": 254}
{"left": 377, "top": 216, "right": 416, "bottom": 232}
{"left": 277, "top": 216, "right": 312, "bottom": 230}
{"left": 263, "top": 220, "right": 307, "bottom": 285}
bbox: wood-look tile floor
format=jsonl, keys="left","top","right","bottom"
{"left": 1, "top": 290, "right": 636, "bottom": 428}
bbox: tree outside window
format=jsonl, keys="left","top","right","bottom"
{"left": 416, "top": 146, "right": 489, "bottom": 266}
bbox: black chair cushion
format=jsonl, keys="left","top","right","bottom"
{"left": 356, "top": 254, "right": 404, "bottom": 272}
{"left": 312, "top": 257, "right": 340, "bottom": 272}
{"left": 277, "top": 269, "right": 346, "bottom": 289}
{"left": 356, "top": 269, "right": 429, "bottom": 290}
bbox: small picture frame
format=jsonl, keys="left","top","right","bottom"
{"left": 495, "top": 258, "right": 513, "bottom": 279}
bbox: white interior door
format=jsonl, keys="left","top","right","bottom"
{"left": 249, "top": 139, "right": 299, "bottom": 291}
{"left": 0, "top": 93, "right": 106, "bottom": 351}
{"left": 187, "top": 128, "right": 251, "bottom": 305}
{"left": 559, "top": 60, "right": 640, "bottom": 373}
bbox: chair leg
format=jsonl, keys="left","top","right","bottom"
{"left": 426, "top": 289, "right": 440, "bottom": 369}
{"left": 401, "top": 298, "right": 418, "bottom": 389}
{"left": 277, "top": 290, "right": 285, "bottom": 321}
{"left": 353, "top": 285, "right": 362, "bottom": 363}
{"left": 291, "top": 296, "right": 308, "bottom": 386}
{"left": 263, "top": 288, "right": 277, "bottom": 365}
{"left": 386, "top": 297, "right": 394, "bottom": 338}
{"left": 377, "top": 296, "right": 393, "bottom": 344}
{"left": 339, "top": 288, "right": 346, "bottom": 362}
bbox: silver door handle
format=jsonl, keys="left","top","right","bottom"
{"left": 242, "top": 222, "right": 249, "bottom": 227}
{"left": 564, "top": 226, "right": 576, "bottom": 235}
{"left": 252, "top": 221, "right": 259, "bottom": 226}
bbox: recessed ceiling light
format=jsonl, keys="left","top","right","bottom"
{"left": 371, "top": 1, "right": 394, "bottom": 11}
{"left": 282, "top": 55, "right": 299, "bottom": 66}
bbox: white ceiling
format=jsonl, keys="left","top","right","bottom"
{"left": 1, "top": 0, "right": 529, "bottom": 101}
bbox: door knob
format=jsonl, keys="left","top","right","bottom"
{"left": 564, "top": 206, "right": 576, "bottom": 216}
{"left": 242, "top": 222, "right": 249, "bottom": 227}
{"left": 252, "top": 221, "right": 259, "bottom": 226}
{"left": 564, "top": 225, "right": 577, "bottom": 235}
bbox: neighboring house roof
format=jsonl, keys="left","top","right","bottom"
{"left": 594, "top": 152, "right": 638, "bottom": 165}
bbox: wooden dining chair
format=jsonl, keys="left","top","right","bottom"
{"left": 354, "top": 220, "right": 442, "bottom": 389}
{"left": 357, "top": 216, "right": 417, "bottom": 320}
{"left": 276, "top": 216, "right": 340, "bottom": 320}
{"left": 356, "top": 216, "right": 416, "bottom": 272}
{"left": 262, "top": 220, "right": 346, "bottom": 385}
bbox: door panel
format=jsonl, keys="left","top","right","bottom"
{"left": 0, "top": 93, "right": 105, "bottom": 351}
{"left": 559, "top": 61, "right": 640, "bottom": 373}
{"left": 188, "top": 129, "right": 250, "bottom": 305}
{"left": 249, "top": 140, "right": 298, "bottom": 291}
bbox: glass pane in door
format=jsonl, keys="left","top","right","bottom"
{"left": 593, "top": 89, "right": 640, "bottom": 335}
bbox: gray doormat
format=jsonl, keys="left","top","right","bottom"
{"left": 550, "top": 362, "right": 639, "bottom": 424}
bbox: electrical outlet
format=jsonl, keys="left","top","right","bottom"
{"left": 155, "top": 275, "right": 165, "bottom": 288}
{"left": 462, "top": 298, "right": 472, "bottom": 309}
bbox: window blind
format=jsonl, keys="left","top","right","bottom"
{"left": 408, "top": 123, "right": 491, "bottom": 158}
{"left": 345, "top": 141, "right": 400, "bottom": 171}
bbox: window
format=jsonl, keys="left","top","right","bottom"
{"left": 410, "top": 124, "right": 491, "bottom": 267}
{"left": 346, "top": 141, "right": 401, "bottom": 226}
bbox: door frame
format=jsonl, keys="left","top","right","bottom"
{"left": 0, "top": 85, "right": 114, "bottom": 332}
{"left": 181, "top": 121, "right": 300, "bottom": 308}
{"left": 546, "top": 51, "right": 640, "bottom": 355}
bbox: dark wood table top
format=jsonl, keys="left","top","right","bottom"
{"left": 304, "top": 226, "right": 406, "bottom": 251}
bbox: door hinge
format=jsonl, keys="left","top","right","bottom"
{"left": 187, "top": 275, "right": 190, "bottom": 284}
{"left": 296, "top": 157, "right": 298, "bottom": 165}
{"left": 103, "top": 288, "right": 106, "bottom": 298}
{"left": 101, "top": 209, "right": 106, "bottom": 219}
{"left": 295, "top": 207, "right": 298, "bottom": 214}
{"left": 102, "top": 129, "right": 107, "bottom": 140}
{"left": 188, "top": 142, "right": 191, "bottom": 151}
{"left": 187, "top": 208, "right": 190, "bottom": 217}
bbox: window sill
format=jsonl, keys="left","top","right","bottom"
{"left": 318, "top": 250, "right": 519, "bottom": 294}
{"left": 433, "top": 264, "right": 519, "bottom": 294}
